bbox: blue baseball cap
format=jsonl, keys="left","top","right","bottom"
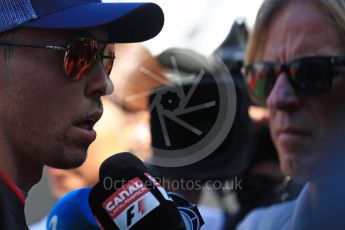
{"left": 0, "top": 0, "right": 164, "bottom": 43}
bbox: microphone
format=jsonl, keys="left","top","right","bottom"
{"left": 88, "top": 152, "right": 193, "bottom": 230}
{"left": 46, "top": 153, "right": 203, "bottom": 229}
{"left": 46, "top": 187, "right": 99, "bottom": 230}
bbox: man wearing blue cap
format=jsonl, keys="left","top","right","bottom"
{"left": 0, "top": 0, "right": 164, "bottom": 228}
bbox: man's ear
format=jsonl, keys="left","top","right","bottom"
{"left": 0, "top": 56, "right": 9, "bottom": 87}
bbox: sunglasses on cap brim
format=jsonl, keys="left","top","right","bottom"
{"left": 242, "top": 56, "right": 345, "bottom": 106}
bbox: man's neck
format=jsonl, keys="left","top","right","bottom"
{"left": 308, "top": 182, "right": 318, "bottom": 213}
{"left": 0, "top": 140, "right": 43, "bottom": 192}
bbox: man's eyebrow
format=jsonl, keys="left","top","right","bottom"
{"left": 69, "top": 29, "right": 108, "bottom": 42}
{"left": 66, "top": 30, "right": 93, "bottom": 39}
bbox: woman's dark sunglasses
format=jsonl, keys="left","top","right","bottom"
{"left": 0, "top": 37, "right": 115, "bottom": 81}
{"left": 242, "top": 56, "right": 345, "bottom": 105}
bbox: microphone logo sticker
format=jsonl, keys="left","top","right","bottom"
{"left": 102, "top": 177, "right": 160, "bottom": 229}
{"left": 47, "top": 215, "right": 58, "bottom": 230}
{"left": 144, "top": 172, "right": 172, "bottom": 201}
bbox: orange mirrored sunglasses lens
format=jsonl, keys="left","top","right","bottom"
{"left": 64, "top": 38, "right": 98, "bottom": 81}
{"left": 103, "top": 45, "right": 115, "bottom": 75}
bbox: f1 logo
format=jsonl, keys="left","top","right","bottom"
{"left": 126, "top": 200, "right": 145, "bottom": 227}
{"left": 113, "top": 191, "right": 159, "bottom": 229}
{"left": 126, "top": 206, "right": 135, "bottom": 227}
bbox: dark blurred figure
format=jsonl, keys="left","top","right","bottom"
{"left": 149, "top": 19, "right": 251, "bottom": 182}
{"left": 147, "top": 60, "right": 250, "bottom": 229}
{"left": 147, "top": 23, "right": 251, "bottom": 228}
{"left": 216, "top": 18, "right": 248, "bottom": 77}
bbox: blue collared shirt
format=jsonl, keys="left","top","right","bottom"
{"left": 237, "top": 183, "right": 310, "bottom": 230}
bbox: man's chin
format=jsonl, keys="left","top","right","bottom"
{"left": 281, "top": 159, "right": 314, "bottom": 184}
{"left": 47, "top": 152, "right": 87, "bottom": 170}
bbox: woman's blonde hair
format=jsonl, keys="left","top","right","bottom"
{"left": 245, "top": 0, "right": 345, "bottom": 65}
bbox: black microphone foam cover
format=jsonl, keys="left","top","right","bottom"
{"left": 89, "top": 153, "right": 185, "bottom": 230}
{"left": 99, "top": 152, "right": 147, "bottom": 180}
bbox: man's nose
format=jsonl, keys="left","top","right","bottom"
{"left": 84, "top": 62, "right": 114, "bottom": 98}
{"left": 266, "top": 73, "right": 301, "bottom": 111}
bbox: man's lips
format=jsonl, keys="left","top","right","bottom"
{"left": 275, "top": 126, "right": 312, "bottom": 144}
{"left": 71, "top": 110, "right": 103, "bottom": 143}
{"left": 276, "top": 127, "right": 311, "bottom": 136}
{"left": 74, "top": 110, "right": 103, "bottom": 131}
{"left": 274, "top": 126, "right": 314, "bottom": 156}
